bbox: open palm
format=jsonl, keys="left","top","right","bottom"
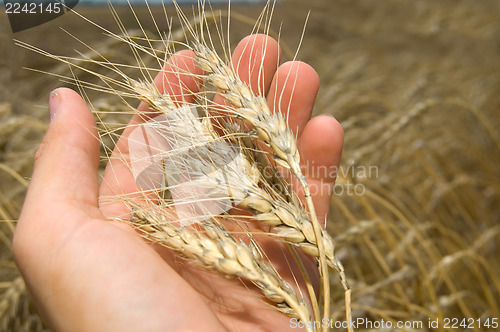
{"left": 14, "top": 35, "right": 343, "bottom": 331}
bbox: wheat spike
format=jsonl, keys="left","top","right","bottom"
{"left": 130, "top": 208, "right": 314, "bottom": 328}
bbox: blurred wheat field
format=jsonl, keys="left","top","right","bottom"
{"left": 1, "top": 0, "right": 500, "bottom": 330}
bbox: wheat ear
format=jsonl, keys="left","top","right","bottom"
{"left": 130, "top": 208, "right": 315, "bottom": 330}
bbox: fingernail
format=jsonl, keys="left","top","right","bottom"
{"left": 49, "top": 91, "right": 60, "bottom": 121}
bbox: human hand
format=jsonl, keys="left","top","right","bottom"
{"left": 13, "top": 35, "right": 343, "bottom": 331}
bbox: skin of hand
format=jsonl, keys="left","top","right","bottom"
{"left": 13, "top": 35, "right": 344, "bottom": 332}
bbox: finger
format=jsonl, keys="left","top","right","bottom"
{"left": 137, "top": 49, "right": 203, "bottom": 112}
{"left": 232, "top": 34, "right": 281, "bottom": 95}
{"left": 298, "top": 115, "right": 344, "bottom": 225}
{"left": 213, "top": 34, "right": 281, "bottom": 108}
{"left": 266, "top": 61, "right": 319, "bottom": 207}
{"left": 267, "top": 61, "right": 319, "bottom": 137}
{"left": 99, "top": 50, "right": 203, "bottom": 217}
{"left": 23, "top": 88, "right": 100, "bottom": 214}
{"left": 14, "top": 87, "right": 101, "bottom": 273}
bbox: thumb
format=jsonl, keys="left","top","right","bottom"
{"left": 14, "top": 87, "right": 101, "bottom": 281}
{"left": 25, "top": 87, "right": 100, "bottom": 212}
